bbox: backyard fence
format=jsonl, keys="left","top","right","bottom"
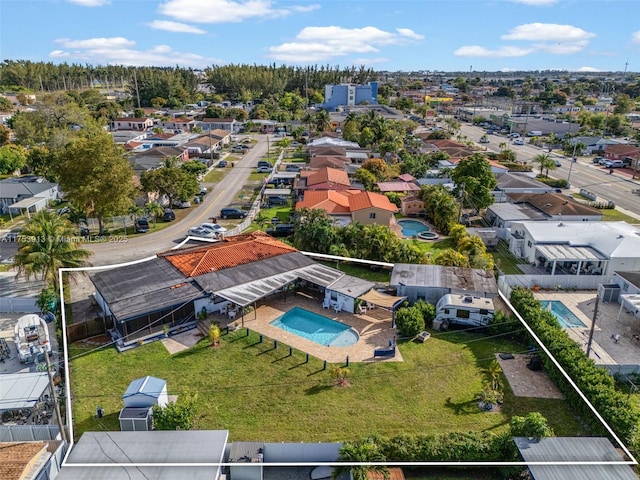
{"left": 66, "top": 316, "right": 113, "bottom": 343}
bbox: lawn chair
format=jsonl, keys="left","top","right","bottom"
{"left": 358, "top": 304, "right": 367, "bottom": 315}
{"left": 333, "top": 301, "right": 343, "bottom": 313}
{"left": 322, "top": 298, "right": 332, "bottom": 309}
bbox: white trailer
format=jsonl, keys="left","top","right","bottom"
{"left": 433, "top": 294, "right": 494, "bottom": 330}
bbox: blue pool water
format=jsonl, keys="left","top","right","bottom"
{"left": 270, "top": 307, "right": 359, "bottom": 347}
{"left": 540, "top": 300, "right": 587, "bottom": 328}
{"left": 398, "top": 219, "right": 430, "bottom": 237}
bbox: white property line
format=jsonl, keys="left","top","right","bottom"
{"left": 56, "top": 254, "right": 638, "bottom": 467}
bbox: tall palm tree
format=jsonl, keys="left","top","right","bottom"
{"left": 314, "top": 110, "right": 331, "bottom": 132}
{"left": 531, "top": 153, "right": 557, "bottom": 177}
{"left": 14, "top": 210, "right": 92, "bottom": 288}
{"left": 332, "top": 439, "right": 389, "bottom": 480}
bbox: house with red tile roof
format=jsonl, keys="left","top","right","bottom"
{"left": 295, "top": 167, "right": 352, "bottom": 192}
{"left": 90, "top": 232, "right": 361, "bottom": 349}
{"left": 296, "top": 189, "right": 398, "bottom": 227}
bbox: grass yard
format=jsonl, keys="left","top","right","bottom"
{"left": 402, "top": 237, "right": 455, "bottom": 256}
{"left": 70, "top": 328, "right": 583, "bottom": 443}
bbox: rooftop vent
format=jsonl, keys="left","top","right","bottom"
{"left": 617, "top": 234, "right": 624, "bottom": 239}
{"left": 557, "top": 222, "right": 564, "bottom": 227}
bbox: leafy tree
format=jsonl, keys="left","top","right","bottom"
{"left": 0, "top": 124, "right": 9, "bottom": 146}
{"left": 358, "top": 126, "right": 375, "bottom": 147}
{"left": 0, "top": 143, "right": 28, "bottom": 174}
{"left": 384, "top": 192, "right": 402, "bottom": 208}
{"left": 26, "top": 145, "right": 58, "bottom": 180}
{"left": 395, "top": 305, "right": 425, "bottom": 337}
{"left": 419, "top": 184, "right": 459, "bottom": 235}
{"left": 331, "top": 365, "right": 351, "bottom": 387}
{"left": 510, "top": 412, "right": 554, "bottom": 441}
{"left": 0, "top": 96, "right": 14, "bottom": 112}
{"left": 333, "top": 439, "right": 389, "bottom": 480}
{"left": 414, "top": 300, "right": 436, "bottom": 329}
{"left": 292, "top": 208, "right": 337, "bottom": 254}
{"left": 140, "top": 158, "right": 199, "bottom": 206}
{"left": 152, "top": 394, "right": 198, "bottom": 430}
{"left": 181, "top": 159, "right": 207, "bottom": 177}
{"left": 432, "top": 249, "right": 469, "bottom": 267}
{"left": 426, "top": 129, "right": 451, "bottom": 140}
{"left": 56, "top": 129, "right": 137, "bottom": 235}
{"left": 36, "top": 285, "right": 58, "bottom": 313}
{"left": 361, "top": 158, "right": 392, "bottom": 182}
{"left": 208, "top": 324, "right": 221, "bottom": 347}
{"left": 613, "top": 93, "right": 633, "bottom": 115}
{"left": 342, "top": 119, "right": 360, "bottom": 142}
{"left": 450, "top": 153, "right": 496, "bottom": 209}
{"left": 13, "top": 211, "right": 92, "bottom": 288}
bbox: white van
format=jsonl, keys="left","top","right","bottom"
{"left": 527, "top": 130, "right": 542, "bottom": 137}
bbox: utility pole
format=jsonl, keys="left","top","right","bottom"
{"left": 44, "top": 349, "right": 68, "bottom": 444}
{"left": 585, "top": 295, "right": 599, "bottom": 359}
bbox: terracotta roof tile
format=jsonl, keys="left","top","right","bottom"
{"left": 306, "top": 167, "right": 350, "bottom": 187}
{"left": 0, "top": 442, "right": 47, "bottom": 480}
{"left": 296, "top": 190, "right": 397, "bottom": 213}
{"left": 159, "top": 231, "right": 297, "bottom": 277}
{"left": 348, "top": 191, "right": 399, "bottom": 212}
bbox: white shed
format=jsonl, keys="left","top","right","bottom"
{"left": 122, "top": 376, "right": 169, "bottom": 408}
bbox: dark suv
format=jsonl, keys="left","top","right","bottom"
{"left": 134, "top": 218, "right": 150, "bottom": 233}
{"left": 163, "top": 208, "right": 176, "bottom": 221}
{"left": 220, "top": 208, "right": 248, "bottom": 219}
{"left": 266, "top": 223, "right": 295, "bottom": 237}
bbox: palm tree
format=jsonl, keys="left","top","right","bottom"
{"left": 333, "top": 439, "right": 389, "bottom": 480}
{"left": 531, "top": 153, "right": 557, "bottom": 177}
{"left": 314, "top": 110, "right": 331, "bottom": 132}
{"left": 145, "top": 202, "right": 164, "bottom": 225}
{"left": 14, "top": 210, "right": 92, "bottom": 288}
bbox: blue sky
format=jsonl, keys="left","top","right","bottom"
{"left": 2, "top": 0, "right": 638, "bottom": 72}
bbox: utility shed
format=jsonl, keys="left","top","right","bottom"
{"left": 122, "top": 376, "right": 168, "bottom": 408}
{"left": 118, "top": 407, "right": 153, "bottom": 432}
{"left": 514, "top": 437, "right": 637, "bottom": 480}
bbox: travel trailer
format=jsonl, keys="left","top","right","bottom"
{"left": 433, "top": 294, "right": 494, "bottom": 330}
{"left": 14, "top": 313, "right": 51, "bottom": 363}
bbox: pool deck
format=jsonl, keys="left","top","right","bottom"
{"left": 533, "top": 291, "right": 640, "bottom": 367}
{"left": 226, "top": 290, "right": 403, "bottom": 364}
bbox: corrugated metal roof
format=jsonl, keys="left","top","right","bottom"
{"left": 536, "top": 244, "right": 604, "bottom": 261}
{"left": 0, "top": 373, "right": 50, "bottom": 411}
{"left": 514, "top": 437, "right": 637, "bottom": 480}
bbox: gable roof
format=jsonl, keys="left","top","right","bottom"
{"left": 309, "top": 155, "right": 350, "bottom": 169}
{"left": 159, "top": 231, "right": 297, "bottom": 277}
{"left": 605, "top": 144, "right": 638, "bottom": 156}
{"left": 507, "top": 192, "right": 601, "bottom": 217}
{"left": 397, "top": 173, "right": 415, "bottom": 182}
{"left": 377, "top": 181, "right": 421, "bottom": 192}
{"left": 496, "top": 172, "right": 551, "bottom": 190}
{"left": 0, "top": 442, "right": 48, "bottom": 480}
{"left": 123, "top": 376, "right": 166, "bottom": 400}
{"left": 308, "top": 146, "right": 347, "bottom": 157}
{"left": 303, "top": 167, "right": 351, "bottom": 188}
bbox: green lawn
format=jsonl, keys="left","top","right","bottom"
{"left": 599, "top": 208, "right": 640, "bottom": 223}
{"left": 70, "top": 329, "right": 583, "bottom": 442}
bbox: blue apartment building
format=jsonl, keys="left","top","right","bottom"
{"left": 322, "top": 82, "right": 378, "bottom": 110}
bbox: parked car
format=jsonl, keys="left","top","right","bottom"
{"left": 513, "top": 139, "right": 525, "bottom": 146}
{"left": 508, "top": 133, "right": 520, "bottom": 138}
{"left": 604, "top": 159, "right": 624, "bottom": 168}
{"left": 78, "top": 223, "right": 90, "bottom": 237}
{"left": 598, "top": 157, "right": 609, "bottom": 165}
{"left": 257, "top": 160, "right": 271, "bottom": 168}
{"left": 266, "top": 223, "right": 295, "bottom": 237}
{"left": 134, "top": 218, "right": 150, "bottom": 233}
{"left": 231, "top": 146, "right": 246, "bottom": 153}
{"left": 478, "top": 136, "right": 490, "bottom": 144}
{"left": 267, "top": 195, "right": 289, "bottom": 206}
{"left": 284, "top": 164, "right": 302, "bottom": 172}
{"left": 257, "top": 166, "right": 272, "bottom": 173}
{"left": 173, "top": 199, "right": 191, "bottom": 209}
{"left": 220, "top": 208, "right": 248, "bottom": 219}
{"left": 200, "top": 222, "right": 227, "bottom": 235}
{"left": 218, "top": 160, "right": 228, "bottom": 167}
{"left": 554, "top": 159, "right": 562, "bottom": 167}
{"left": 162, "top": 208, "right": 175, "bottom": 221}
{"left": 187, "top": 226, "right": 217, "bottom": 239}
{"left": 199, "top": 186, "right": 208, "bottom": 195}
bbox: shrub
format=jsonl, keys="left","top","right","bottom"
{"left": 510, "top": 412, "right": 554, "bottom": 440}
{"left": 535, "top": 176, "right": 568, "bottom": 188}
{"left": 395, "top": 306, "right": 425, "bottom": 337}
{"left": 152, "top": 394, "right": 198, "bottom": 430}
{"left": 413, "top": 300, "right": 436, "bottom": 329}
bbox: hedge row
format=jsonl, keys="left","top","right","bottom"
{"left": 510, "top": 287, "right": 640, "bottom": 446}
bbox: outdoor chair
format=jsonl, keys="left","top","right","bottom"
{"left": 358, "top": 304, "right": 367, "bottom": 315}
{"left": 333, "top": 301, "right": 343, "bottom": 313}
{"left": 322, "top": 298, "right": 332, "bottom": 309}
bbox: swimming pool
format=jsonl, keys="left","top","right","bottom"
{"left": 540, "top": 300, "right": 587, "bottom": 328}
{"left": 270, "top": 307, "right": 359, "bottom": 347}
{"left": 397, "top": 219, "right": 430, "bottom": 237}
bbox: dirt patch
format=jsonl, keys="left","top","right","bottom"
{"left": 73, "top": 334, "right": 111, "bottom": 348}
{"left": 162, "top": 329, "right": 203, "bottom": 354}
{"left": 496, "top": 353, "right": 563, "bottom": 399}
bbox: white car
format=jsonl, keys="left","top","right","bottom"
{"left": 513, "top": 139, "right": 525, "bottom": 146}
{"left": 200, "top": 223, "right": 227, "bottom": 234}
{"left": 187, "top": 226, "right": 217, "bottom": 239}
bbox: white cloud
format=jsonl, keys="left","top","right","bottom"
{"left": 267, "top": 26, "right": 423, "bottom": 63}
{"left": 67, "top": 0, "right": 110, "bottom": 6}
{"left": 509, "top": 0, "right": 558, "bottom": 5}
{"left": 56, "top": 37, "right": 136, "bottom": 49}
{"left": 158, "top": 0, "right": 319, "bottom": 24}
{"left": 632, "top": 31, "right": 640, "bottom": 44}
{"left": 454, "top": 45, "right": 533, "bottom": 57}
{"left": 147, "top": 20, "right": 206, "bottom": 34}
{"left": 502, "top": 23, "right": 595, "bottom": 43}
{"left": 49, "top": 50, "right": 69, "bottom": 58}
{"left": 51, "top": 37, "right": 220, "bottom": 67}
{"left": 574, "top": 66, "right": 603, "bottom": 72}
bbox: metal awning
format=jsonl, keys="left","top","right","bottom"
{"left": 10, "top": 197, "right": 47, "bottom": 209}
{"left": 536, "top": 244, "right": 604, "bottom": 261}
{"left": 263, "top": 189, "right": 292, "bottom": 196}
{"left": 214, "top": 263, "right": 344, "bottom": 307}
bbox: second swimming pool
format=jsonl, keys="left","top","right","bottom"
{"left": 540, "top": 300, "right": 587, "bottom": 328}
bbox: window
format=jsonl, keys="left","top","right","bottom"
{"left": 479, "top": 309, "right": 488, "bottom": 315}
{"left": 527, "top": 241, "right": 532, "bottom": 248}
{"left": 369, "top": 212, "right": 376, "bottom": 219}
{"left": 456, "top": 309, "right": 471, "bottom": 319}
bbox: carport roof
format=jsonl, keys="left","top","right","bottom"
{"left": 10, "top": 197, "right": 47, "bottom": 209}
{"left": 0, "top": 372, "right": 49, "bottom": 411}
{"left": 536, "top": 244, "right": 605, "bottom": 261}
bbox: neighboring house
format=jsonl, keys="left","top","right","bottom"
{"left": 309, "top": 155, "right": 350, "bottom": 170}
{"left": 493, "top": 172, "right": 553, "bottom": 203}
{"left": 91, "top": 232, "right": 364, "bottom": 348}
{"left": 508, "top": 221, "right": 640, "bottom": 277}
{"left": 183, "top": 137, "right": 214, "bottom": 158}
{"left": 0, "top": 177, "right": 59, "bottom": 215}
{"left": 484, "top": 202, "right": 547, "bottom": 239}
{"left": 308, "top": 145, "right": 347, "bottom": 158}
{"left": 400, "top": 194, "right": 425, "bottom": 216}
{"left": 506, "top": 192, "right": 602, "bottom": 222}
{"left": 110, "top": 117, "right": 154, "bottom": 131}
{"left": 197, "top": 117, "right": 242, "bottom": 133}
{"left": 376, "top": 181, "right": 421, "bottom": 194}
{"left": 128, "top": 146, "right": 189, "bottom": 175}
{"left": 295, "top": 167, "right": 352, "bottom": 192}
{"left": 162, "top": 118, "right": 196, "bottom": 132}
{"left": 110, "top": 130, "right": 148, "bottom": 145}
{"left": 466, "top": 227, "right": 499, "bottom": 250}
{"left": 604, "top": 144, "right": 639, "bottom": 165}
{"left": 295, "top": 190, "right": 398, "bottom": 227}
{"left": 209, "top": 128, "right": 232, "bottom": 146}
{"left": 307, "top": 137, "right": 360, "bottom": 149}
{"left": 322, "top": 81, "right": 378, "bottom": 110}
{"left": 569, "top": 136, "right": 607, "bottom": 155}
{"left": 390, "top": 263, "right": 498, "bottom": 305}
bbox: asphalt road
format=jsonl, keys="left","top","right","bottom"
{"left": 458, "top": 124, "right": 640, "bottom": 218}
{"left": 86, "top": 134, "right": 269, "bottom": 266}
